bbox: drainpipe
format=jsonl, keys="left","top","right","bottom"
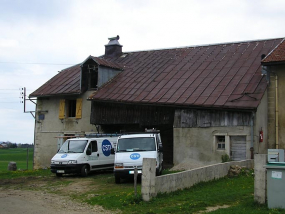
{"left": 275, "top": 74, "right": 279, "bottom": 149}
{"left": 250, "top": 112, "right": 255, "bottom": 159}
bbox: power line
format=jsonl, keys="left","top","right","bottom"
{"left": 0, "top": 61, "right": 74, "bottom": 66}
{"left": 0, "top": 89, "right": 21, "bottom": 90}
{"left": 0, "top": 89, "right": 35, "bottom": 92}
{"left": 0, "top": 102, "right": 20, "bottom": 103}
{"left": 0, "top": 97, "right": 22, "bottom": 99}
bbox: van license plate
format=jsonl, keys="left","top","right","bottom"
{"left": 57, "top": 170, "right": 64, "bottom": 173}
{"left": 129, "top": 170, "right": 142, "bottom": 174}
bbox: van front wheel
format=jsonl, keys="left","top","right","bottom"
{"left": 81, "top": 165, "right": 89, "bottom": 177}
{"left": 115, "top": 175, "right": 120, "bottom": 184}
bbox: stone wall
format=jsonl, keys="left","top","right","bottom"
{"left": 33, "top": 91, "right": 96, "bottom": 169}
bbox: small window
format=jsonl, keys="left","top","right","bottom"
{"left": 58, "top": 99, "right": 82, "bottom": 119}
{"left": 87, "top": 141, "right": 98, "bottom": 153}
{"left": 89, "top": 70, "right": 98, "bottom": 89}
{"left": 91, "top": 141, "right": 98, "bottom": 152}
{"left": 67, "top": 100, "right": 76, "bottom": 117}
{"left": 217, "top": 136, "right": 225, "bottom": 150}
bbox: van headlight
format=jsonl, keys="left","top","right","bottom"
{"left": 115, "top": 163, "right": 124, "bottom": 168}
{"left": 51, "top": 160, "right": 55, "bottom": 164}
{"left": 68, "top": 160, "right": 77, "bottom": 164}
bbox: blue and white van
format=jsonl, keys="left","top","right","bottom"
{"left": 112, "top": 131, "right": 163, "bottom": 183}
{"left": 51, "top": 136, "right": 118, "bottom": 177}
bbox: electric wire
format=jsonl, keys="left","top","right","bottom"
{"left": 0, "top": 61, "right": 73, "bottom": 65}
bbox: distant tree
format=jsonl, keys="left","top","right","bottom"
{"left": 8, "top": 143, "right": 17, "bottom": 148}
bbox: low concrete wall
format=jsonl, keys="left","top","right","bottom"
{"left": 155, "top": 160, "right": 254, "bottom": 194}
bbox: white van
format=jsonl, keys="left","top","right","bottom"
{"left": 112, "top": 131, "right": 163, "bottom": 184}
{"left": 51, "top": 135, "right": 118, "bottom": 177}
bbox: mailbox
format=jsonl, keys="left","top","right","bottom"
{"left": 266, "top": 149, "right": 285, "bottom": 209}
{"left": 268, "top": 149, "right": 284, "bottom": 163}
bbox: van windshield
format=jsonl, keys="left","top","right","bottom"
{"left": 117, "top": 137, "right": 156, "bottom": 152}
{"left": 58, "top": 140, "right": 88, "bottom": 153}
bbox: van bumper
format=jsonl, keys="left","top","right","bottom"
{"left": 114, "top": 167, "right": 160, "bottom": 178}
{"left": 114, "top": 169, "right": 142, "bottom": 178}
{"left": 50, "top": 164, "right": 84, "bottom": 174}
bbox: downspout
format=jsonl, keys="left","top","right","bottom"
{"left": 250, "top": 112, "right": 255, "bottom": 159}
{"left": 275, "top": 74, "right": 279, "bottom": 149}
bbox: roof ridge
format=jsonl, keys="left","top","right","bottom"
{"left": 60, "top": 63, "right": 81, "bottom": 72}
{"left": 123, "top": 37, "right": 284, "bottom": 54}
{"left": 262, "top": 38, "right": 285, "bottom": 63}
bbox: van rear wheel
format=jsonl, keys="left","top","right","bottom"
{"left": 81, "top": 165, "right": 89, "bottom": 177}
{"left": 115, "top": 175, "right": 120, "bottom": 184}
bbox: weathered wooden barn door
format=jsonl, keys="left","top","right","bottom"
{"left": 230, "top": 136, "right": 246, "bottom": 161}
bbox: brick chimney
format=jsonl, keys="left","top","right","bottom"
{"left": 105, "top": 35, "right": 123, "bottom": 58}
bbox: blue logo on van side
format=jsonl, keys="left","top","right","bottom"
{"left": 130, "top": 153, "right": 140, "bottom": 160}
{"left": 61, "top": 154, "right": 67, "bottom": 158}
{"left": 102, "top": 139, "right": 112, "bottom": 156}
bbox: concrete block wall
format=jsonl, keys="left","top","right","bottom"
{"left": 155, "top": 160, "right": 254, "bottom": 194}
{"left": 254, "top": 154, "right": 267, "bottom": 204}
{"left": 141, "top": 158, "right": 157, "bottom": 201}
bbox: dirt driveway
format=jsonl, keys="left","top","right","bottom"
{"left": 0, "top": 175, "right": 117, "bottom": 214}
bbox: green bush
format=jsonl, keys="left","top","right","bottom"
{"left": 221, "top": 154, "right": 230, "bottom": 163}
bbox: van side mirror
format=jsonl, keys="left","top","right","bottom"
{"left": 159, "top": 145, "right": 163, "bottom": 152}
{"left": 86, "top": 148, "right": 91, "bottom": 155}
{"left": 111, "top": 148, "right": 115, "bottom": 155}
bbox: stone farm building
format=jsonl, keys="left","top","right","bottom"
{"left": 30, "top": 36, "right": 285, "bottom": 169}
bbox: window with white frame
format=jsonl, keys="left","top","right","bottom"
{"left": 216, "top": 136, "right": 225, "bottom": 150}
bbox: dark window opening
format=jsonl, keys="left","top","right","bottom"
{"left": 88, "top": 65, "right": 98, "bottom": 89}
{"left": 89, "top": 70, "right": 98, "bottom": 89}
{"left": 91, "top": 141, "right": 98, "bottom": 152}
{"left": 67, "top": 100, "right": 76, "bottom": 117}
{"left": 87, "top": 141, "right": 98, "bottom": 153}
{"left": 217, "top": 136, "right": 225, "bottom": 150}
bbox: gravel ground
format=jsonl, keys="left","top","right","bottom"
{"left": 0, "top": 189, "right": 113, "bottom": 214}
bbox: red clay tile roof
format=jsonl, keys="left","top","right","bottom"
{"left": 89, "top": 38, "right": 283, "bottom": 110}
{"left": 30, "top": 64, "right": 81, "bottom": 97}
{"left": 262, "top": 39, "right": 285, "bottom": 64}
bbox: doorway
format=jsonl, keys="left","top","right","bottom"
{"left": 230, "top": 136, "right": 246, "bottom": 161}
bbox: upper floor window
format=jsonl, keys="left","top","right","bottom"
{"left": 81, "top": 63, "right": 98, "bottom": 90}
{"left": 67, "top": 100, "right": 76, "bottom": 117}
{"left": 59, "top": 98, "right": 82, "bottom": 119}
{"left": 89, "top": 67, "right": 98, "bottom": 89}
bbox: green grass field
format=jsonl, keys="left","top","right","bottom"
{"left": 0, "top": 148, "right": 33, "bottom": 171}
{"left": 0, "top": 163, "right": 284, "bottom": 213}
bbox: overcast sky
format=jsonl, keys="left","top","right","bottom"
{"left": 1, "top": 0, "right": 285, "bottom": 144}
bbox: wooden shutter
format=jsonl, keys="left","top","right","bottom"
{"left": 59, "top": 99, "right": 65, "bottom": 119}
{"left": 76, "top": 98, "right": 82, "bottom": 119}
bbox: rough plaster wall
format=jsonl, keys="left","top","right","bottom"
{"left": 173, "top": 126, "right": 251, "bottom": 166}
{"left": 255, "top": 91, "right": 268, "bottom": 154}
{"left": 33, "top": 91, "right": 96, "bottom": 169}
{"left": 277, "top": 66, "right": 285, "bottom": 150}
{"left": 268, "top": 72, "right": 277, "bottom": 149}
{"left": 267, "top": 65, "right": 285, "bottom": 150}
